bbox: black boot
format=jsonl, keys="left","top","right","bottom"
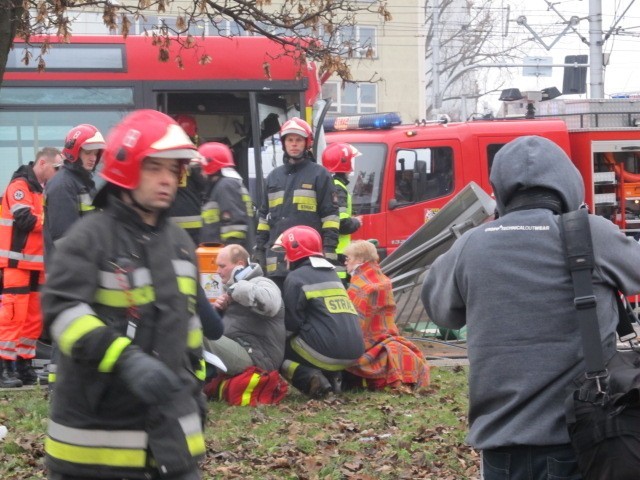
{"left": 0, "top": 360, "right": 23, "bottom": 388}
{"left": 308, "top": 371, "right": 332, "bottom": 399}
{"left": 16, "top": 358, "right": 39, "bottom": 386}
{"left": 325, "top": 371, "right": 343, "bottom": 394}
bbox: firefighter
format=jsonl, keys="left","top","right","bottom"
{"left": 274, "top": 225, "right": 364, "bottom": 398}
{"left": 169, "top": 114, "right": 206, "bottom": 245}
{"left": 0, "top": 148, "right": 62, "bottom": 387}
{"left": 198, "top": 142, "right": 255, "bottom": 250}
{"left": 41, "top": 110, "right": 206, "bottom": 480}
{"left": 43, "top": 123, "right": 106, "bottom": 263}
{"left": 322, "top": 142, "right": 363, "bottom": 282}
{"left": 255, "top": 117, "right": 340, "bottom": 290}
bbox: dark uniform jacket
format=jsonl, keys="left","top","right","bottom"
{"left": 41, "top": 196, "right": 205, "bottom": 479}
{"left": 43, "top": 163, "right": 96, "bottom": 263}
{"left": 284, "top": 257, "right": 364, "bottom": 366}
{"left": 201, "top": 169, "right": 254, "bottom": 250}
{"left": 256, "top": 154, "right": 340, "bottom": 277}
{"left": 168, "top": 168, "right": 206, "bottom": 245}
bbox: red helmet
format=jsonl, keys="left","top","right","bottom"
{"left": 280, "top": 117, "right": 313, "bottom": 149}
{"left": 173, "top": 114, "right": 198, "bottom": 139}
{"left": 322, "top": 143, "right": 361, "bottom": 173}
{"left": 100, "top": 109, "right": 197, "bottom": 190}
{"left": 197, "top": 142, "right": 235, "bottom": 176}
{"left": 272, "top": 225, "right": 323, "bottom": 262}
{"left": 63, "top": 124, "right": 106, "bottom": 163}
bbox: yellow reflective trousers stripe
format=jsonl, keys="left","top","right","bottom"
{"left": 45, "top": 437, "right": 147, "bottom": 468}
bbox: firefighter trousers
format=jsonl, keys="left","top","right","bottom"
{"left": 0, "top": 268, "right": 43, "bottom": 360}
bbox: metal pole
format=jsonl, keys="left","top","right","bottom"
{"left": 589, "top": 0, "right": 604, "bottom": 98}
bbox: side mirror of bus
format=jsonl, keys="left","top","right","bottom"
{"left": 388, "top": 198, "right": 399, "bottom": 210}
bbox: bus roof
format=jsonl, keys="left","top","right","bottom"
{"left": 7, "top": 35, "right": 317, "bottom": 87}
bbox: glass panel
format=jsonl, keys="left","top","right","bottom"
{"left": 0, "top": 87, "right": 134, "bottom": 106}
{"left": 342, "top": 83, "right": 357, "bottom": 104}
{"left": 0, "top": 110, "right": 129, "bottom": 192}
{"left": 395, "top": 147, "right": 454, "bottom": 203}
{"left": 7, "top": 44, "right": 125, "bottom": 71}
{"left": 360, "top": 83, "right": 376, "bottom": 104}
{"left": 349, "top": 143, "right": 386, "bottom": 214}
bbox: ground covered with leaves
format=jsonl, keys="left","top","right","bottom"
{"left": 0, "top": 366, "right": 477, "bottom": 479}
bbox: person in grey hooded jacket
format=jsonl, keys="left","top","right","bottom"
{"left": 422, "top": 135, "right": 640, "bottom": 479}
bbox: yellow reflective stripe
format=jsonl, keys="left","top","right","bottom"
{"left": 257, "top": 221, "right": 270, "bottom": 232}
{"left": 186, "top": 432, "right": 206, "bottom": 456}
{"left": 79, "top": 204, "right": 95, "bottom": 212}
{"left": 323, "top": 220, "right": 340, "bottom": 229}
{"left": 48, "top": 372, "right": 56, "bottom": 383}
{"left": 95, "top": 286, "right": 155, "bottom": 307}
{"left": 98, "top": 337, "right": 132, "bottom": 373}
{"left": 187, "top": 328, "right": 203, "bottom": 350}
{"left": 268, "top": 197, "right": 283, "bottom": 208}
{"left": 59, "top": 315, "right": 105, "bottom": 356}
{"left": 195, "top": 358, "right": 206, "bottom": 381}
{"left": 291, "top": 340, "right": 345, "bottom": 372}
{"left": 176, "top": 220, "right": 203, "bottom": 229}
{"left": 241, "top": 373, "right": 262, "bottom": 406}
{"left": 220, "top": 230, "right": 247, "bottom": 240}
{"left": 304, "top": 288, "right": 347, "bottom": 300}
{"left": 219, "top": 379, "right": 229, "bottom": 400}
{"left": 177, "top": 277, "right": 197, "bottom": 296}
{"left": 202, "top": 208, "right": 220, "bottom": 224}
{"left": 292, "top": 196, "right": 318, "bottom": 206}
{"left": 45, "top": 437, "right": 146, "bottom": 468}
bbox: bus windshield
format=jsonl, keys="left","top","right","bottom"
{"left": 348, "top": 143, "right": 387, "bottom": 215}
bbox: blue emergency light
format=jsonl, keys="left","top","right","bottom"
{"left": 324, "top": 112, "right": 402, "bottom": 132}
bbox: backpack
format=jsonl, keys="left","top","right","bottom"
{"left": 203, "top": 366, "right": 288, "bottom": 406}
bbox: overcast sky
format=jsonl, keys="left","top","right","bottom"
{"left": 481, "top": 0, "right": 640, "bottom": 112}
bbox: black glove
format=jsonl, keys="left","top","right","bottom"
{"left": 117, "top": 346, "right": 183, "bottom": 405}
{"left": 253, "top": 248, "right": 266, "bottom": 269}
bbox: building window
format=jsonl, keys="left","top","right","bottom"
{"left": 322, "top": 25, "right": 377, "bottom": 59}
{"left": 322, "top": 82, "right": 377, "bottom": 114}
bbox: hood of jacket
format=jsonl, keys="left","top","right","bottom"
{"left": 490, "top": 135, "right": 584, "bottom": 217}
{"left": 10, "top": 163, "right": 43, "bottom": 193}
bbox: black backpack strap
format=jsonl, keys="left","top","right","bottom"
{"left": 561, "top": 208, "right": 606, "bottom": 375}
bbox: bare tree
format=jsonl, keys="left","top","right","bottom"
{"left": 424, "top": 0, "right": 531, "bottom": 121}
{"left": 0, "top": 0, "right": 392, "bottom": 87}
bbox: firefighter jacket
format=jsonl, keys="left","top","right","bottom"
{"left": 41, "top": 195, "right": 206, "bottom": 479}
{"left": 201, "top": 168, "right": 255, "bottom": 250}
{"left": 256, "top": 154, "right": 340, "bottom": 277}
{"left": 283, "top": 257, "right": 364, "bottom": 369}
{"left": 0, "top": 164, "right": 45, "bottom": 271}
{"left": 168, "top": 168, "right": 206, "bottom": 245}
{"left": 222, "top": 263, "right": 285, "bottom": 371}
{"left": 333, "top": 174, "right": 360, "bottom": 254}
{"left": 43, "top": 163, "right": 96, "bottom": 263}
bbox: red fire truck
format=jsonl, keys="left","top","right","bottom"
{"left": 325, "top": 100, "right": 640, "bottom": 256}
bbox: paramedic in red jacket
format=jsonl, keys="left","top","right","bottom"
{"left": 0, "top": 147, "right": 62, "bottom": 387}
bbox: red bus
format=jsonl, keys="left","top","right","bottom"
{"left": 0, "top": 35, "right": 327, "bottom": 197}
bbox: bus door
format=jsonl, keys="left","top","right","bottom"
{"left": 153, "top": 87, "right": 305, "bottom": 203}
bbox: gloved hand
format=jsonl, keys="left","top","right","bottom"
{"left": 117, "top": 346, "right": 183, "bottom": 405}
{"left": 253, "top": 248, "right": 266, "bottom": 269}
{"left": 324, "top": 251, "right": 340, "bottom": 267}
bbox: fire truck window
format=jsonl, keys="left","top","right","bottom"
{"left": 487, "top": 144, "right": 506, "bottom": 175}
{"left": 395, "top": 147, "right": 454, "bottom": 204}
{"left": 349, "top": 143, "right": 386, "bottom": 215}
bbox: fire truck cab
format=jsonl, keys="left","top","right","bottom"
{"left": 325, "top": 100, "right": 640, "bottom": 256}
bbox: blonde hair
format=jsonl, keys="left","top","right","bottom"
{"left": 343, "top": 240, "right": 379, "bottom": 263}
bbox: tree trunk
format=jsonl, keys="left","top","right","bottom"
{"left": 0, "top": 0, "right": 24, "bottom": 88}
